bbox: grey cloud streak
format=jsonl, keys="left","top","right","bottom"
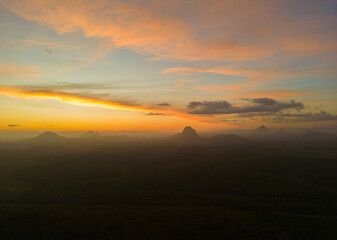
{"left": 187, "top": 98, "right": 304, "bottom": 115}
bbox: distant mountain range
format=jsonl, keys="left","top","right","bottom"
{"left": 171, "top": 126, "right": 252, "bottom": 146}
{"left": 15, "top": 127, "right": 337, "bottom": 148}
{"left": 19, "top": 131, "right": 69, "bottom": 146}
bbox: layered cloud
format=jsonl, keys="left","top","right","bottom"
{"left": 161, "top": 64, "right": 336, "bottom": 82}
{"left": 280, "top": 111, "right": 337, "bottom": 122}
{"left": 2, "top": 0, "right": 336, "bottom": 62}
{"left": 237, "top": 110, "right": 337, "bottom": 123}
{"left": 187, "top": 98, "right": 303, "bottom": 115}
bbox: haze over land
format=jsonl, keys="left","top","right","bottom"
{"left": 1, "top": 126, "right": 337, "bottom": 238}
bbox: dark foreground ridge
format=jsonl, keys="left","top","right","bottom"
{"left": 1, "top": 126, "right": 337, "bottom": 239}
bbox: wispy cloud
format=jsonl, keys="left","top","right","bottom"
{"left": 23, "top": 39, "right": 84, "bottom": 51}
{"left": 8, "top": 124, "right": 21, "bottom": 127}
{"left": 145, "top": 112, "right": 169, "bottom": 116}
{"left": 0, "top": 62, "right": 42, "bottom": 79}
{"left": 157, "top": 102, "right": 170, "bottom": 106}
{"left": 194, "top": 85, "right": 240, "bottom": 93}
{"left": 174, "top": 79, "right": 195, "bottom": 88}
{"left": 23, "top": 39, "right": 62, "bottom": 48}
{"left": 161, "top": 66, "right": 311, "bottom": 82}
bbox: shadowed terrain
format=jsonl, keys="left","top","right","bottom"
{"left": 1, "top": 126, "right": 337, "bottom": 239}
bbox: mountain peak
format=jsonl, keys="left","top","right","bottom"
{"left": 182, "top": 126, "right": 198, "bottom": 137}
{"left": 37, "top": 131, "right": 62, "bottom": 139}
{"left": 81, "top": 130, "right": 101, "bottom": 138}
{"left": 170, "top": 126, "right": 204, "bottom": 145}
{"left": 256, "top": 125, "right": 270, "bottom": 133}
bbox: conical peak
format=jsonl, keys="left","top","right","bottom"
{"left": 182, "top": 126, "right": 198, "bottom": 136}
{"left": 38, "top": 131, "right": 59, "bottom": 137}
{"left": 257, "top": 125, "right": 270, "bottom": 132}
{"left": 81, "top": 130, "right": 101, "bottom": 137}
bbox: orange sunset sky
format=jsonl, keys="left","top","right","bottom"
{"left": 0, "top": 0, "right": 337, "bottom": 132}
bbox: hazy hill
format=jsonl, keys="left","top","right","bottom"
{"left": 208, "top": 134, "right": 251, "bottom": 146}
{"left": 80, "top": 130, "right": 101, "bottom": 138}
{"left": 19, "top": 131, "right": 69, "bottom": 146}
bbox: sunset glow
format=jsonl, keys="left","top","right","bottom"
{"left": 1, "top": 0, "right": 336, "bottom": 131}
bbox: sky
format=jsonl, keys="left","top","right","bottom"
{"left": 0, "top": 0, "right": 337, "bottom": 132}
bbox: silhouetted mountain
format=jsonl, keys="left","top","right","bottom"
{"left": 20, "top": 131, "right": 69, "bottom": 146}
{"left": 80, "top": 130, "right": 101, "bottom": 138}
{"left": 36, "top": 131, "right": 63, "bottom": 139}
{"left": 256, "top": 125, "right": 270, "bottom": 133}
{"left": 208, "top": 134, "right": 251, "bottom": 146}
{"left": 171, "top": 126, "right": 205, "bottom": 145}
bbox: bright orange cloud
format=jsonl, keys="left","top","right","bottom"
{"left": 0, "top": 0, "right": 276, "bottom": 61}
{"left": 0, "top": 85, "right": 232, "bottom": 126}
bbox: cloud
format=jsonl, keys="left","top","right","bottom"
{"left": 237, "top": 112, "right": 276, "bottom": 118}
{"left": 237, "top": 110, "right": 337, "bottom": 123}
{"left": 8, "top": 124, "right": 21, "bottom": 127}
{"left": 242, "top": 90, "right": 301, "bottom": 99}
{"left": 174, "top": 79, "right": 195, "bottom": 88}
{"left": 9, "top": 82, "right": 169, "bottom": 93}
{"left": 194, "top": 85, "right": 240, "bottom": 92}
{"left": 0, "top": 85, "right": 151, "bottom": 112}
{"left": 160, "top": 65, "right": 318, "bottom": 82}
{"left": 1, "top": 0, "right": 336, "bottom": 66}
{"left": 145, "top": 112, "right": 169, "bottom": 116}
{"left": 44, "top": 48, "right": 54, "bottom": 54}
{"left": 187, "top": 98, "right": 304, "bottom": 115}
{"left": 0, "top": 0, "right": 285, "bottom": 61}
{"left": 23, "top": 39, "right": 85, "bottom": 51}
{"left": 0, "top": 85, "right": 216, "bottom": 124}
{"left": 157, "top": 102, "right": 170, "bottom": 106}
{"left": 23, "top": 39, "right": 62, "bottom": 48}
{"left": 0, "top": 62, "right": 42, "bottom": 79}
{"left": 281, "top": 111, "right": 337, "bottom": 122}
